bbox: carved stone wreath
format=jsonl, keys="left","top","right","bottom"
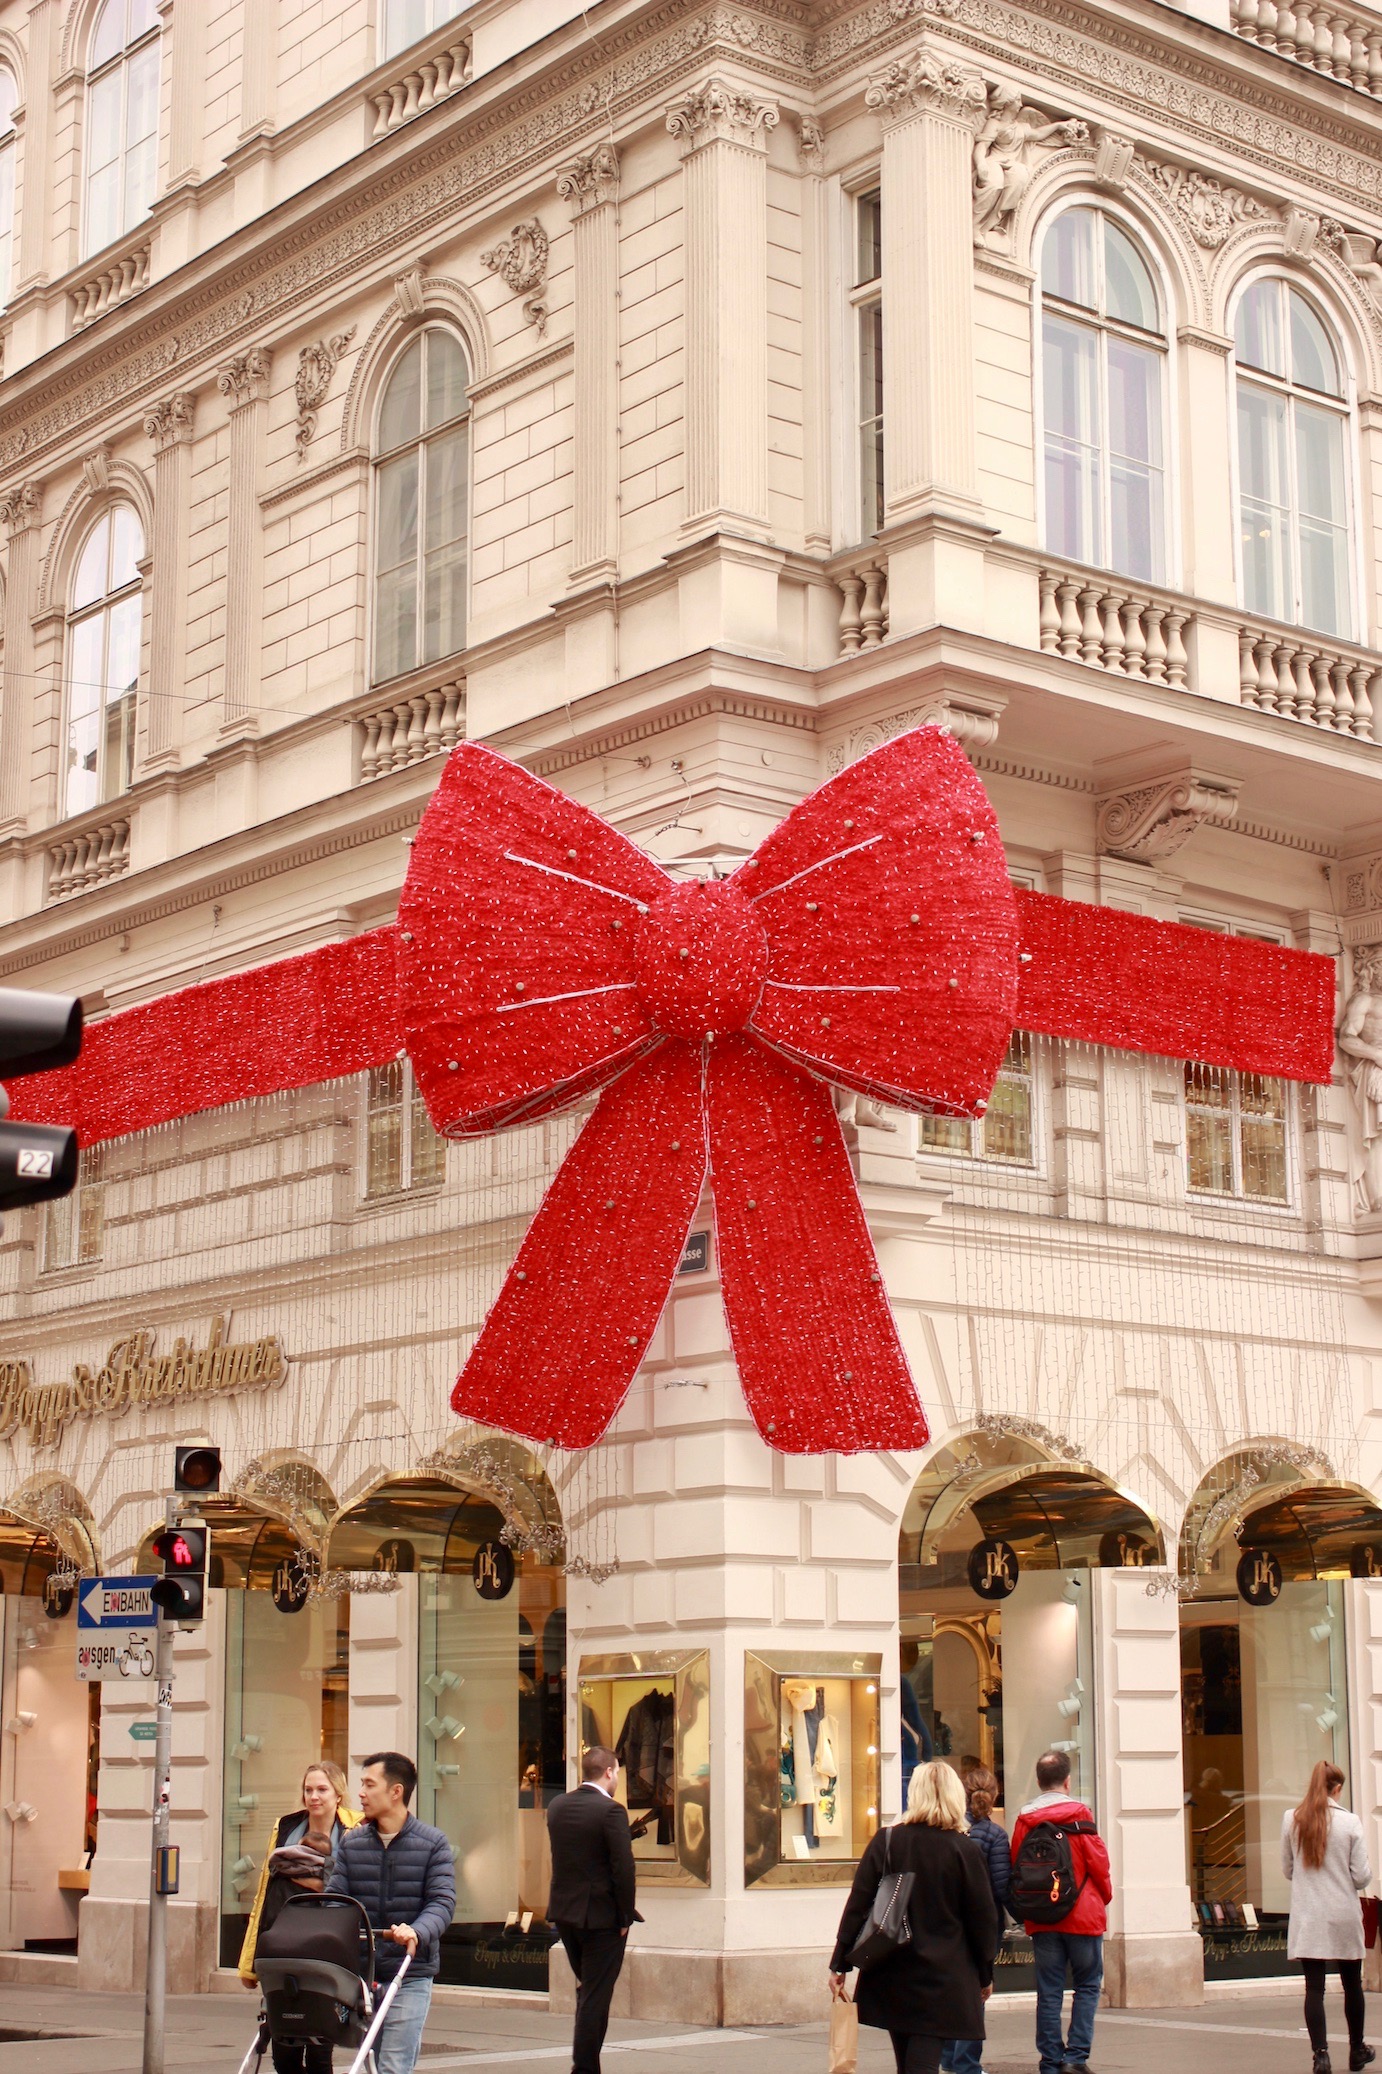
{"left": 295, "top": 327, "right": 358, "bottom": 458}
{"left": 481, "top": 218, "right": 550, "bottom": 337}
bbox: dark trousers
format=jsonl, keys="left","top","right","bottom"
{"left": 891, "top": 2036, "right": 944, "bottom": 2074}
{"left": 559, "top": 1925, "right": 627, "bottom": 2073}
{"left": 1302, "top": 1958, "right": 1366, "bottom": 2055}
{"left": 270, "top": 2040, "right": 332, "bottom": 2074}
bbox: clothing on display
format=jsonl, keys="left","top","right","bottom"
{"left": 780, "top": 1678, "right": 841, "bottom": 1850}
{"left": 615, "top": 1688, "right": 675, "bottom": 1845}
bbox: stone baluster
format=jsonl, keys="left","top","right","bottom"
{"left": 1368, "top": 28, "right": 1382, "bottom": 93}
{"left": 1142, "top": 603, "right": 1168, "bottom": 683}
{"left": 1039, "top": 572, "right": 1060, "bottom": 651}
{"left": 1120, "top": 599, "right": 1147, "bottom": 680}
{"left": 1078, "top": 589, "right": 1104, "bottom": 666}
{"left": 838, "top": 572, "right": 865, "bottom": 656}
{"left": 440, "top": 682, "right": 464, "bottom": 749}
{"left": 1333, "top": 13, "right": 1357, "bottom": 77}
{"left": 1163, "top": 610, "right": 1189, "bottom": 691}
{"left": 1275, "top": 3, "right": 1298, "bottom": 55}
{"left": 860, "top": 564, "right": 887, "bottom": 649}
{"left": 402, "top": 696, "right": 426, "bottom": 764}
{"left": 1292, "top": 647, "right": 1319, "bottom": 723}
{"left": 1330, "top": 658, "right": 1354, "bottom": 732}
{"left": 1351, "top": 664, "right": 1376, "bottom": 738}
{"left": 1257, "top": 0, "right": 1280, "bottom": 44}
{"left": 1099, "top": 593, "right": 1126, "bottom": 671}
{"left": 1239, "top": 629, "right": 1260, "bottom": 707}
{"left": 1056, "top": 581, "right": 1082, "bottom": 658}
{"left": 360, "top": 714, "right": 383, "bottom": 781}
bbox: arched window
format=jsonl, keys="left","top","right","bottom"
{"left": 373, "top": 327, "right": 469, "bottom": 686}
{"left": 0, "top": 72, "right": 18, "bottom": 309}
{"left": 1039, "top": 205, "right": 1168, "bottom": 584}
{"left": 383, "top": 0, "right": 466, "bottom": 60}
{"left": 1234, "top": 278, "right": 1351, "bottom": 637}
{"left": 64, "top": 505, "right": 143, "bottom": 818}
{"left": 84, "top": 0, "right": 159, "bottom": 259}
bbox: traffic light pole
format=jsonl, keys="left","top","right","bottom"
{"left": 142, "top": 1502, "right": 178, "bottom": 2074}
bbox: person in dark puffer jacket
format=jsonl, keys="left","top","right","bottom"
{"left": 942, "top": 1765, "right": 1011, "bottom": 2074}
{"left": 326, "top": 1752, "right": 456, "bottom": 2074}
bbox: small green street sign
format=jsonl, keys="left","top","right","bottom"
{"left": 128, "top": 1721, "right": 157, "bottom": 1742}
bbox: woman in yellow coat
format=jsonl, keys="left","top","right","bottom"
{"left": 239, "top": 1760, "right": 360, "bottom": 2073}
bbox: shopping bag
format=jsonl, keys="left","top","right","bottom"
{"left": 1363, "top": 1895, "right": 1379, "bottom": 1950}
{"left": 828, "top": 1992, "right": 859, "bottom": 2074}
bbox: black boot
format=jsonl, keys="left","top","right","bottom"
{"left": 1350, "top": 2046, "right": 1375, "bottom": 2071}
{"left": 1314, "top": 2050, "right": 1333, "bottom": 2074}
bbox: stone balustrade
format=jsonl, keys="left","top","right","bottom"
{"left": 835, "top": 557, "right": 889, "bottom": 657}
{"left": 47, "top": 819, "right": 131, "bottom": 901}
{"left": 1237, "top": 621, "right": 1378, "bottom": 734}
{"left": 357, "top": 680, "right": 465, "bottom": 781}
{"left": 1038, "top": 569, "right": 1193, "bottom": 688}
{"left": 369, "top": 41, "right": 471, "bottom": 136}
{"left": 1228, "top": 0, "right": 1382, "bottom": 93}
{"left": 70, "top": 244, "right": 151, "bottom": 330}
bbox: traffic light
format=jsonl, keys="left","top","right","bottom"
{"left": 150, "top": 1524, "right": 210, "bottom": 1623}
{"left": 174, "top": 1446, "right": 221, "bottom": 1496}
{"left": 0, "top": 989, "right": 82, "bottom": 1213}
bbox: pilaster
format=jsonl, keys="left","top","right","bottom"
{"left": 157, "top": 0, "right": 206, "bottom": 193}
{"left": 667, "top": 78, "right": 778, "bottom": 541}
{"left": 797, "top": 119, "right": 831, "bottom": 554}
{"left": 15, "top": 2, "right": 54, "bottom": 296}
{"left": 347, "top": 1577, "right": 419, "bottom": 1768}
{"left": 0, "top": 481, "right": 42, "bottom": 835}
{"left": 238, "top": 0, "right": 278, "bottom": 141}
{"left": 142, "top": 391, "right": 196, "bottom": 767}
{"left": 215, "top": 348, "right": 272, "bottom": 735}
{"left": 865, "top": 43, "right": 986, "bottom": 526}
{"left": 1177, "top": 327, "right": 1235, "bottom": 607}
{"left": 557, "top": 145, "right": 620, "bottom": 585}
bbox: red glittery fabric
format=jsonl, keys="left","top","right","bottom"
{"left": 1, "top": 730, "right": 1340, "bottom": 1453}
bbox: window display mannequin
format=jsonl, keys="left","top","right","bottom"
{"left": 615, "top": 1687, "right": 674, "bottom": 1845}
{"left": 781, "top": 1678, "right": 841, "bottom": 1849}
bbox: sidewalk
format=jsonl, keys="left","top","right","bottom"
{"left": 0, "top": 1979, "right": 1360, "bottom": 2074}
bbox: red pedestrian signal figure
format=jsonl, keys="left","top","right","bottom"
{"left": 150, "top": 1525, "right": 209, "bottom": 1622}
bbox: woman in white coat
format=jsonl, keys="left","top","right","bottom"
{"left": 1282, "top": 1760, "right": 1374, "bottom": 2074}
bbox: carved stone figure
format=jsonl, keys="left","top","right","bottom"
{"left": 1145, "top": 160, "right": 1267, "bottom": 249}
{"left": 294, "top": 328, "right": 357, "bottom": 458}
{"left": 481, "top": 218, "right": 550, "bottom": 336}
{"left": 972, "top": 85, "right": 1087, "bottom": 247}
{"left": 1340, "top": 945, "right": 1382, "bottom": 1214}
{"left": 1322, "top": 221, "right": 1382, "bottom": 311}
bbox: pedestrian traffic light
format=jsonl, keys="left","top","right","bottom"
{"left": 0, "top": 988, "right": 83, "bottom": 1214}
{"left": 150, "top": 1524, "right": 210, "bottom": 1623}
{"left": 174, "top": 1446, "right": 221, "bottom": 1496}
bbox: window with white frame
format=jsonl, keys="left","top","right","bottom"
{"left": 373, "top": 328, "right": 470, "bottom": 685}
{"left": 44, "top": 1143, "right": 106, "bottom": 1270}
{"left": 919, "top": 1031, "right": 1036, "bottom": 1163}
{"left": 382, "top": 0, "right": 466, "bottom": 59}
{"left": 1181, "top": 914, "right": 1290, "bottom": 1203}
{"left": 84, "top": 0, "right": 159, "bottom": 260}
{"left": 1234, "top": 278, "right": 1351, "bottom": 638}
{"left": 64, "top": 505, "right": 143, "bottom": 819}
{"left": 851, "top": 186, "right": 883, "bottom": 540}
{"left": 1040, "top": 205, "right": 1167, "bottom": 584}
{"left": 0, "top": 71, "right": 19, "bottom": 310}
{"left": 364, "top": 1060, "right": 447, "bottom": 1197}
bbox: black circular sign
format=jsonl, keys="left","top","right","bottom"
{"left": 1352, "top": 1541, "right": 1382, "bottom": 1579}
{"left": 1237, "top": 1549, "right": 1283, "bottom": 1606}
{"left": 43, "top": 1579, "right": 74, "bottom": 1620}
{"left": 473, "top": 1540, "right": 515, "bottom": 1600}
{"left": 967, "top": 1539, "right": 1019, "bottom": 1600}
{"left": 374, "top": 1538, "right": 415, "bottom": 1575}
{"left": 1099, "top": 1530, "right": 1155, "bottom": 1569}
{"left": 271, "top": 1553, "right": 311, "bottom": 1615}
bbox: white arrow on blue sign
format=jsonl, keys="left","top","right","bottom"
{"left": 77, "top": 1577, "right": 156, "bottom": 1629}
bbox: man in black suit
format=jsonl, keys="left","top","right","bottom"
{"left": 547, "top": 1744, "right": 640, "bottom": 2074}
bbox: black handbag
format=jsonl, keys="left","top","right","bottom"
{"left": 848, "top": 1826, "right": 916, "bottom": 1971}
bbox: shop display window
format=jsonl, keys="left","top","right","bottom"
{"left": 0, "top": 1590, "right": 93, "bottom": 1951}
{"left": 744, "top": 1652, "right": 880, "bottom": 1889}
{"left": 578, "top": 1651, "right": 710, "bottom": 1887}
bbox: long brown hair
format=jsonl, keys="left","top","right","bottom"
{"left": 1293, "top": 1761, "right": 1345, "bottom": 1869}
{"left": 963, "top": 1764, "right": 1000, "bottom": 1822}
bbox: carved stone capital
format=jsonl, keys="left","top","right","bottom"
{"left": 144, "top": 391, "right": 196, "bottom": 452}
{"left": 556, "top": 142, "right": 620, "bottom": 216}
{"left": 864, "top": 42, "right": 986, "bottom": 129}
{"left": 1282, "top": 206, "right": 1321, "bottom": 258}
{"left": 216, "top": 346, "right": 273, "bottom": 409}
{"left": 0, "top": 481, "right": 39, "bottom": 536}
{"left": 81, "top": 445, "right": 112, "bottom": 497}
{"left": 394, "top": 267, "right": 426, "bottom": 319}
{"left": 1092, "top": 131, "right": 1135, "bottom": 188}
{"left": 1096, "top": 771, "right": 1239, "bottom": 866}
{"left": 666, "top": 77, "right": 780, "bottom": 152}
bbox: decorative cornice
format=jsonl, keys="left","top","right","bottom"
{"left": 864, "top": 40, "right": 986, "bottom": 125}
{"left": 556, "top": 141, "right": 620, "bottom": 215}
{"left": 0, "top": 482, "right": 39, "bottom": 536}
{"left": 143, "top": 391, "right": 195, "bottom": 452}
{"left": 666, "top": 75, "right": 781, "bottom": 149}
{"left": 216, "top": 345, "right": 273, "bottom": 409}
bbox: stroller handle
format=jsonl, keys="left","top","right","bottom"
{"left": 346, "top": 1949, "right": 412, "bottom": 2074}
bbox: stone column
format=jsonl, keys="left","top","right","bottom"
{"left": 557, "top": 144, "right": 620, "bottom": 586}
{"left": 667, "top": 78, "right": 778, "bottom": 540}
{"left": 864, "top": 41, "right": 986, "bottom": 524}
{"left": 141, "top": 392, "right": 196, "bottom": 767}
{"left": 215, "top": 347, "right": 272, "bottom": 735}
{"left": 0, "top": 481, "right": 42, "bottom": 834}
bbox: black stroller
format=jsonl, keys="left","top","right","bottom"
{"left": 237, "top": 1893, "right": 413, "bottom": 2074}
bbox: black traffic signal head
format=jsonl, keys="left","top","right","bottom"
{"left": 174, "top": 1446, "right": 222, "bottom": 1496}
{"left": 0, "top": 1123, "right": 79, "bottom": 1212}
{"left": 151, "top": 1523, "right": 209, "bottom": 1623}
{"left": 0, "top": 989, "right": 82, "bottom": 1077}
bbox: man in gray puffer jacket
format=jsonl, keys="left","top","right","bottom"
{"left": 327, "top": 1752, "right": 456, "bottom": 2074}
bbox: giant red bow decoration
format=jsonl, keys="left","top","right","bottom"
{"left": 8, "top": 729, "right": 1335, "bottom": 1455}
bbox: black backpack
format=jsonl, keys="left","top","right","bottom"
{"left": 1009, "top": 1816, "right": 1098, "bottom": 1925}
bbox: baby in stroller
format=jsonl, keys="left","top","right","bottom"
{"left": 238, "top": 1893, "right": 412, "bottom": 2074}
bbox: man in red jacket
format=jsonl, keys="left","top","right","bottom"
{"left": 1009, "top": 1751, "right": 1113, "bottom": 2074}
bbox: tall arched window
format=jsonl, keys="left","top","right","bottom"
{"left": 64, "top": 505, "right": 143, "bottom": 818}
{"left": 1234, "top": 279, "right": 1351, "bottom": 637}
{"left": 383, "top": 0, "right": 466, "bottom": 60}
{"left": 0, "top": 71, "right": 18, "bottom": 310}
{"left": 84, "top": 0, "right": 159, "bottom": 259}
{"left": 1040, "top": 205, "right": 1168, "bottom": 584}
{"left": 373, "top": 327, "right": 469, "bottom": 685}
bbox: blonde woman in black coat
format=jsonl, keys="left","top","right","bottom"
{"left": 830, "top": 1760, "right": 999, "bottom": 2074}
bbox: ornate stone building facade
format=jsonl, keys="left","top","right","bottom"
{"left": 0, "top": 0, "right": 1377, "bottom": 2026}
